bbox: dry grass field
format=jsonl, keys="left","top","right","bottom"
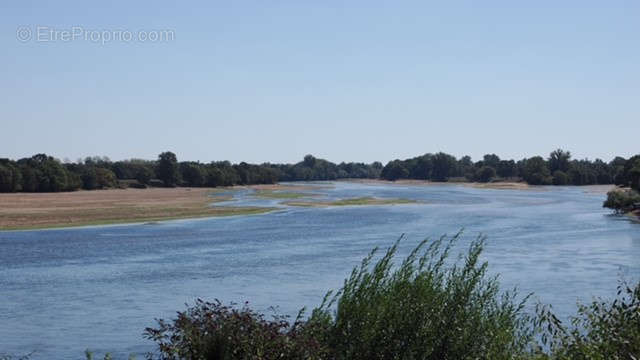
{"left": 0, "top": 187, "right": 273, "bottom": 230}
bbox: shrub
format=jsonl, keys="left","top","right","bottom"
{"left": 145, "top": 233, "right": 535, "bottom": 359}
{"left": 477, "top": 166, "right": 497, "bottom": 183}
{"left": 143, "top": 233, "right": 640, "bottom": 360}
{"left": 144, "top": 300, "right": 329, "bottom": 360}
{"left": 603, "top": 189, "right": 640, "bottom": 213}
{"left": 310, "top": 232, "right": 534, "bottom": 359}
{"left": 536, "top": 280, "right": 640, "bottom": 359}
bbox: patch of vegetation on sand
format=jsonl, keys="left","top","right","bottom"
{"left": 251, "top": 189, "right": 318, "bottom": 199}
{"left": 466, "top": 182, "right": 536, "bottom": 191}
{"left": 283, "top": 196, "right": 417, "bottom": 207}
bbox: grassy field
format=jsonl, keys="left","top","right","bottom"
{"left": 284, "top": 196, "right": 417, "bottom": 207}
{"left": 0, "top": 188, "right": 275, "bottom": 231}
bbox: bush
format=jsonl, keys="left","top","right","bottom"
{"left": 310, "top": 232, "right": 533, "bottom": 359}
{"left": 536, "top": 280, "right": 640, "bottom": 359}
{"left": 146, "top": 233, "right": 535, "bottom": 359}
{"left": 145, "top": 300, "right": 329, "bottom": 360}
{"left": 603, "top": 189, "right": 640, "bottom": 213}
{"left": 143, "top": 232, "right": 640, "bottom": 360}
{"left": 477, "top": 166, "right": 497, "bottom": 182}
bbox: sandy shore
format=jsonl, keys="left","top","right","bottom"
{"left": 0, "top": 187, "right": 274, "bottom": 231}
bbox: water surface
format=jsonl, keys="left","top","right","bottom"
{"left": 1, "top": 182, "right": 638, "bottom": 359}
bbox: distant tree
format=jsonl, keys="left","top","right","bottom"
{"left": 496, "top": 160, "right": 516, "bottom": 178}
{"left": 552, "top": 170, "right": 569, "bottom": 185}
{"left": 548, "top": 149, "right": 571, "bottom": 173}
{"left": 410, "top": 154, "right": 433, "bottom": 180}
{"left": 482, "top": 154, "right": 500, "bottom": 169}
{"left": 19, "top": 165, "right": 39, "bottom": 192}
{"left": 592, "top": 159, "right": 612, "bottom": 184}
{"left": 381, "top": 160, "right": 409, "bottom": 181}
{"left": 523, "top": 156, "right": 551, "bottom": 185}
{"left": 303, "top": 155, "right": 316, "bottom": 168}
{"left": 81, "top": 167, "right": 98, "bottom": 190}
{"left": 81, "top": 167, "right": 116, "bottom": 189}
{"left": 477, "top": 166, "right": 496, "bottom": 183}
{"left": 135, "top": 166, "right": 154, "bottom": 185}
{"left": 620, "top": 155, "right": 640, "bottom": 190}
{"left": 0, "top": 161, "right": 22, "bottom": 192}
{"left": 20, "top": 154, "right": 74, "bottom": 192}
{"left": 568, "top": 161, "right": 597, "bottom": 185}
{"left": 95, "top": 168, "right": 117, "bottom": 188}
{"left": 629, "top": 158, "right": 640, "bottom": 191}
{"left": 157, "top": 151, "right": 179, "bottom": 187}
{"left": 431, "top": 152, "right": 457, "bottom": 181}
{"left": 180, "top": 163, "right": 205, "bottom": 187}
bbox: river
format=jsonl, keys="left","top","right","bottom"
{"left": 1, "top": 181, "right": 638, "bottom": 359}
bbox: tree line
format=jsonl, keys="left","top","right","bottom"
{"left": 380, "top": 149, "right": 640, "bottom": 189}
{"left": 0, "top": 149, "right": 638, "bottom": 193}
{"left": 0, "top": 152, "right": 382, "bottom": 192}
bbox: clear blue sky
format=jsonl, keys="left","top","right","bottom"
{"left": 1, "top": 1, "right": 638, "bottom": 164}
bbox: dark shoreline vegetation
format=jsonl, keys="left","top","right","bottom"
{"left": 1, "top": 149, "right": 639, "bottom": 214}
{"left": 32, "top": 232, "right": 635, "bottom": 360}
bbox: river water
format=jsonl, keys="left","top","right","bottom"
{"left": 1, "top": 182, "right": 638, "bottom": 359}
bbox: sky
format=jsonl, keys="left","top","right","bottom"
{"left": 1, "top": 1, "right": 638, "bottom": 164}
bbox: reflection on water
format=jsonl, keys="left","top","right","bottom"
{"left": 0, "top": 182, "right": 638, "bottom": 359}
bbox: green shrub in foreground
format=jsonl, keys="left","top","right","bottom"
{"left": 146, "top": 232, "right": 535, "bottom": 359}
{"left": 535, "top": 280, "right": 640, "bottom": 360}
{"left": 144, "top": 232, "right": 640, "bottom": 359}
{"left": 309, "top": 232, "right": 533, "bottom": 359}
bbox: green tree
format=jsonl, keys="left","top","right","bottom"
{"left": 482, "top": 154, "right": 500, "bottom": 169}
{"left": 523, "top": 156, "right": 551, "bottom": 185}
{"left": 381, "top": 160, "right": 409, "bottom": 181}
{"left": 157, "top": 152, "right": 179, "bottom": 187}
{"left": 409, "top": 154, "right": 433, "bottom": 180}
{"left": 135, "top": 166, "right": 154, "bottom": 185}
{"left": 496, "top": 160, "right": 516, "bottom": 178}
{"left": 0, "top": 161, "right": 22, "bottom": 192}
{"left": 303, "top": 154, "right": 317, "bottom": 168}
{"left": 548, "top": 149, "right": 571, "bottom": 173}
{"left": 603, "top": 189, "right": 640, "bottom": 213}
{"left": 180, "top": 163, "right": 205, "bottom": 187}
{"left": 431, "top": 152, "right": 457, "bottom": 181}
{"left": 627, "top": 157, "right": 640, "bottom": 191}
{"left": 95, "top": 168, "right": 117, "bottom": 188}
{"left": 552, "top": 170, "right": 569, "bottom": 185}
{"left": 477, "top": 166, "right": 496, "bottom": 183}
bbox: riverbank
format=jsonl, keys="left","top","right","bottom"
{"left": 0, "top": 187, "right": 275, "bottom": 231}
